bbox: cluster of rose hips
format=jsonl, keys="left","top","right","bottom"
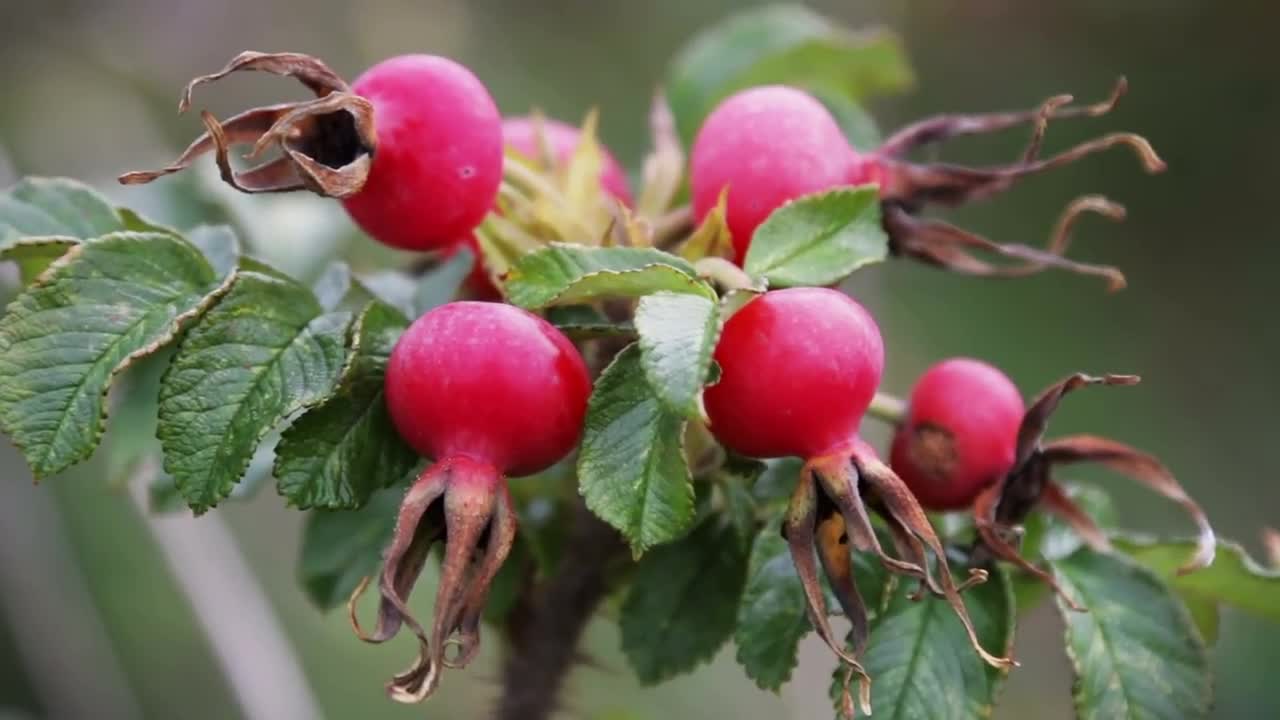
{"left": 122, "top": 49, "right": 1208, "bottom": 710}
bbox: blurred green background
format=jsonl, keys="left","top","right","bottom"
{"left": 1, "top": 1, "right": 1276, "bottom": 718}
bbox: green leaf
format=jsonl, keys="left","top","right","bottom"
{"left": 734, "top": 519, "right": 808, "bottom": 691}
{"left": 835, "top": 563, "right": 1014, "bottom": 719}
{"left": 1051, "top": 549, "right": 1211, "bottom": 720}
{"left": 0, "top": 177, "right": 123, "bottom": 242}
{"left": 634, "top": 291, "right": 720, "bottom": 416}
{"left": 299, "top": 485, "right": 402, "bottom": 610}
{"left": 0, "top": 237, "right": 78, "bottom": 285}
{"left": 752, "top": 457, "right": 804, "bottom": 507}
{"left": 578, "top": 344, "right": 694, "bottom": 555}
{"left": 743, "top": 187, "right": 887, "bottom": 287}
{"left": 158, "top": 271, "right": 350, "bottom": 513}
{"left": 546, "top": 305, "right": 635, "bottom": 339}
{"left": 734, "top": 517, "right": 889, "bottom": 691}
{"left": 717, "top": 455, "right": 767, "bottom": 550}
{"left": 0, "top": 231, "right": 230, "bottom": 478}
{"left": 666, "top": 5, "right": 912, "bottom": 144}
{"left": 1114, "top": 535, "right": 1280, "bottom": 627}
{"left": 505, "top": 243, "right": 711, "bottom": 309}
{"left": 275, "top": 301, "right": 417, "bottom": 510}
{"left": 731, "top": 28, "right": 913, "bottom": 107}
{"left": 620, "top": 517, "right": 750, "bottom": 684}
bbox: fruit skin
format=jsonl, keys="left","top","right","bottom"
{"left": 385, "top": 302, "right": 591, "bottom": 476}
{"left": 890, "top": 358, "right": 1024, "bottom": 511}
{"left": 704, "top": 287, "right": 884, "bottom": 460}
{"left": 501, "top": 116, "right": 634, "bottom": 206}
{"left": 691, "top": 86, "right": 858, "bottom": 265}
{"left": 342, "top": 55, "right": 503, "bottom": 251}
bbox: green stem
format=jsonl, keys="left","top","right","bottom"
{"left": 868, "top": 391, "right": 907, "bottom": 425}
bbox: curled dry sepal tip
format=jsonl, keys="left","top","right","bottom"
{"left": 970, "top": 373, "right": 1216, "bottom": 608}
{"left": 119, "top": 52, "right": 377, "bottom": 198}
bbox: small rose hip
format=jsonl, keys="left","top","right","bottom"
{"left": 890, "top": 358, "right": 1024, "bottom": 511}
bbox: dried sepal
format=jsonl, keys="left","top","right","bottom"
{"left": 177, "top": 51, "right": 350, "bottom": 106}
{"left": 972, "top": 459, "right": 1083, "bottom": 611}
{"left": 883, "top": 203, "right": 1128, "bottom": 291}
{"left": 877, "top": 77, "right": 1128, "bottom": 157}
{"left": 1042, "top": 434, "right": 1215, "bottom": 574}
{"left": 347, "top": 459, "right": 516, "bottom": 704}
{"left": 679, "top": 187, "right": 733, "bottom": 261}
{"left": 815, "top": 512, "right": 870, "bottom": 657}
{"left": 1039, "top": 480, "right": 1113, "bottom": 553}
{"left": 849, "top": 449, "right": 1012, "bottom": 670}
{"left": 783, "top": 474, "right": 873, "bottom": 707}
{"left": 872, "top": 77, "right": 1162, "bottom": 289}
{"left": 118, "top": 51, "right": 376, "bottom": 199}
{"left": 1014, "top": 373, "right": 1140, "bottom": 471}
{"left": 807, "top": 456, "right": 931, "bottom": 583}
{"left": 636, "top": 90, "right": 685, "bottom": 218}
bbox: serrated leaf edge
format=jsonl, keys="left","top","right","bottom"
{"left": 0, "top": 232, "right": 236, "bottom": 479}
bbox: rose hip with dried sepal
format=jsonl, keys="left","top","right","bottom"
{"left": 883, "top": 363, "right": 1217, "bottom": 609}
{"left": 703, "top": 288, "right": 1012, "bottom": 714}
{"left": 349, "top": 301, "right": 590, "bottom": 703}
{"left": 119, "top": 51, "right": 505, "bottom": 251}
{"left": 690, "top": 79, "right": 1163, "bottom": 287}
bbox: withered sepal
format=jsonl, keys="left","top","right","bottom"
{"left": 119, "top": 51, "right": 376, "bottom": 199}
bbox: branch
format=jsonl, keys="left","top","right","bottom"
{"left": 0, "top": 463, "right": 142, "bottom": 719}
{"left": 495, "top": 500, "right": 625, "bottom": 720}
{"left": 128, "top": 459, "right": 324, "bottom": 720}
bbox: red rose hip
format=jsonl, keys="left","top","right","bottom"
{"left": 342, "top": 55, "right": 504, "bottom": 251}
{"left": 890, "top": 357, "right": 1024, "bottom": 510}
{"left": 703, "top": 287, "right": 884, "bottom": 459}
{"left": 365, "top": 301, "right": 590, "bottom": 702}
{"left": 691, "top": 86, "right": 859, "bottom": 264}
{"left": 385, "top": 301, "right": 590, "bottom": 475}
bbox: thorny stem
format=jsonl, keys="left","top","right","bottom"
{"left": 495, "top": 502, "right": 625, "bottom": 720}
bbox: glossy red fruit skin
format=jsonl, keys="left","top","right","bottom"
{"left": 890, "top": 358, "right": 1024, "bottom": 511}
{"left": 691, "top": 86, "right": 858, "bottom": 265}
{"left": 342, "top": 55, "right": 503, "bottom": 251}
{"left": 502, "top": 116, "right": 634, "bottom": 206}
{"left": 385, "top": 302, "right": 591, "bottom": 476}
{"left": 704, "top": 288, "right": 884, "bottom": 460}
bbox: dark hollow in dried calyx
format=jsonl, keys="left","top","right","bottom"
{"left": 118, "top": 51, "right": 376, "bottom": 198}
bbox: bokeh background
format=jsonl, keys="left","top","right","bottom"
{"left": 1, "top": 1, "right": 1276, "bottom": 718}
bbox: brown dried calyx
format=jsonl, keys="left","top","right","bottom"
{"left": 971, "top": 373, "right": 1217, "bottom": 610}
{"left": 871, "top": 78, "right": 1163, "bottom": 290}
{"left": 786, "top": 440, "right": 1012, "bottom": 717}
{"left": 347, "top": 458, "right": 517, "bottom": 703}
{"left": 119, "top": 52, "right": 376, "bottom": 198}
